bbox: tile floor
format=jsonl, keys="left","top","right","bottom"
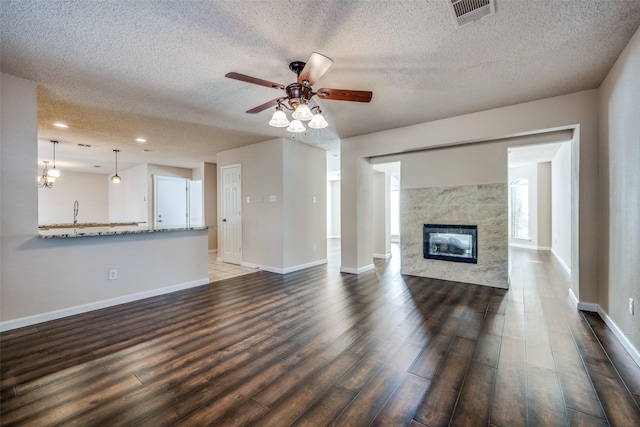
{"left": 208, "top": 251, "right": 259, "bottom": 282}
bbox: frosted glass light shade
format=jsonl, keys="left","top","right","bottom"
{"left": 269, "top": 109, "right": 290, "bottom": 127}
{"left": 292, "top": 103, "right": 313, "bottom": 121}
{"left": 47, "top": 167, "right": 61, "bottom": 178}
{"left": 308, "top": 113, "right": 328, "bottom": 129}
{"left": 111, "top": 174, "right": 122, "bottom": 184}
{"left": 287, "top": 119, "right": 306, "bottom": 133}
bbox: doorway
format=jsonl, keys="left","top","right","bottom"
{"left": 221, "top": 164, "right": 242, "bottom": 265}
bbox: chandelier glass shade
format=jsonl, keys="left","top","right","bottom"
{"left": 268, "top": 106, "right": 290, "bottom": 127}
{"left": 308, "top": 111, "right": 329, "bottom": 129}
{"left": 286, "top": 119, "right": 306, "bottom": 133}
{"left": 292, "top": 103, "right": 313, "bottom": 121}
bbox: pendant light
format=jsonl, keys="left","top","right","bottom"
{"left": 47, "top": 140, "right": 61, "bottom": 178}
{"left": 111, "top": 149, "right": 122, "bottom": 183}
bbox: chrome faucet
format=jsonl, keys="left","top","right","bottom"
{"left": 73, "top": 200, "right": 79, "bottom": 224}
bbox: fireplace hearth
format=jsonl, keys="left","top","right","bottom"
{"left": 423, "top": 224, "right": 478, "bottom": 264}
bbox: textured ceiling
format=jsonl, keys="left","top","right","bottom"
{"left": 2, "top": 1, "right": 640, "bottom": 173}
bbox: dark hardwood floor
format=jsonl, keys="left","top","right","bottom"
{"left": 1, "top": 241, "right": 639, "bottom": 426}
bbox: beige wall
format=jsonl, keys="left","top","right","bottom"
{"left": 204, "top": 162, "right": 218, "bottom": 250}
{"left": 217, "top": 139, "right": 284, "bottom": 270}
{"left": 341, "top": 90, "right": 598, "bottom": 304}
{"left": 217, "top": 138, "right": 326, "bottom": 273}
{"left": 0, "top": 73, "right": 208, "bottom": 329}
{"left": 283, "top": 140, "right": 327, "bottom": 269}
{"left": 38, "top": 170, "right": 109, "bottom": 224}
{"left": 599, "top": 26, "right": 640, "bottom": 352}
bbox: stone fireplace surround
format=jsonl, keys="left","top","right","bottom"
{"left": 400, "top": 183, "right": 508, "bottom": 288}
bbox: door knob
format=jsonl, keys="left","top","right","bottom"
{"left": 222, "top": 218, "right": 227, "bottom": 222}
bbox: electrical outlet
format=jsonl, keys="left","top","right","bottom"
{"left": 108, "top": 269, "right": 118, "bottom": 280}
{"left": 629, "top": 298, "right": 634, "bottom": 315}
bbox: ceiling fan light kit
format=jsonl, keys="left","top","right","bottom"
{"left": 226, "top": 52, "right": 372, "bottom": 133}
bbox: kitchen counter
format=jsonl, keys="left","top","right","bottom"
{"left": 39, "top": 222, "right": 145, "bottom": 230}
{"left": 38, "top": 224, "right": 209, "bottom": 239}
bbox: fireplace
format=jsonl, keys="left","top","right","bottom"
{"left": 423, "top": 224, "right": 478, "bottom": 264}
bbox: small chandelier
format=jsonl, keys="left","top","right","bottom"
{"left": 111, "top": 149, "right": 122, "bottom": 183}
{"left": 37, "top": 140, "right": 61, "bottom": 188}
{"left": 269, "top": 101, "right": 328, "bottom": 133}
{"left": 38, "top": 161, "right": 56, "bottom": 188}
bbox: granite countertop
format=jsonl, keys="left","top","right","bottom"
{"left": 38, "top": 225, "right": 209, "bottom": 239}
{"left": 39, "top": 222, "right": 145, "bottom": 230}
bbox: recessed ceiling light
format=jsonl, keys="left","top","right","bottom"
{"left": 53, "top": 122, "right": 68, "bottom": 128}
{"left": 136, "top": 138, "right": 147, "bottom": 143}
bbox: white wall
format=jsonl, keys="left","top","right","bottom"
{"left": 599, "top": 26, "right": 640, "bottom": 352}
{"left": 508, "top": 163, "right": 539, "bottom": 248}
{"left": 38, "top": 170, "right": 109, "bottom": 224}
{"left": 109, "top": 163, "right": 148, "bottom": 223}
{"left": 372, "top": 171, "right": 390, "bottom": 258}
{"left": 537, "top": 162, "right": 552, "bottom": 249}
{"left": 508, "top": 161, "right": 553, "bottom": 250}
{"left": 551, "top": 141, "right": 572, "bottom": 273}
{"left": 327, "top": 179, "right": 341, "bottom": 238}
{"left": 0, "top": 73, "right": 208, "bottom": 329}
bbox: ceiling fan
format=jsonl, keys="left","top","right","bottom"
{"left": 225, "top": 52, "right": 373, "bottom": 132}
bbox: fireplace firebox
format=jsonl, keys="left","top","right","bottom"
{"left": 423, "top": 224, "right": 478, "bottom": 264}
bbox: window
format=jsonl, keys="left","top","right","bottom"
{"left": 511, "top": 178, "right": 529, "bottom": 239}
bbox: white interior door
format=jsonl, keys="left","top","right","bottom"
{"left": 155, "top": 176, "right": 187, "bottom": 228}
{"left": 221, "top": 165, "right": 242, "bottom": 264}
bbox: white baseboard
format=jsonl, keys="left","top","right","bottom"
{"left": 340, "top": 264, "right": 375, "bottom": 274}
{"left": 373, "top": 253, "right": 392, "bottom": 259}
{"left": 509, "top": 243, "right": 550, "bottom": 251}
{"left": 568, "top": 288, "right": 580, "bottom": 308}
{"left": 598, "top": 307, "right": 640, "bottom": 368}
{"left": 551, "top": 248, "right": 571, "bottom": 277}
{"left": 327, "top": 235, "right": 341, "bottom": 239}
{"left": 241, "top": 259, "right": 327, "bottom": 275}
{"left": 0, "top": 277, "right": 210, "bottom": 332}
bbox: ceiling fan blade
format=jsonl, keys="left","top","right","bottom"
{"left": 315, "top": 88, "right": 373, "bottom": 103}
{"left": 245, "top": 97, "right": 286, "bottom": 114}
{"left": 298, "top": 52, "right": 333, "bottom": 86}
{"left": 225, "top": 72, "right": 285, "bottom": 90}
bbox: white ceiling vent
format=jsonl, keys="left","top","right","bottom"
{"left": 448, "top": 0, "right": 495, "bottom": 28}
